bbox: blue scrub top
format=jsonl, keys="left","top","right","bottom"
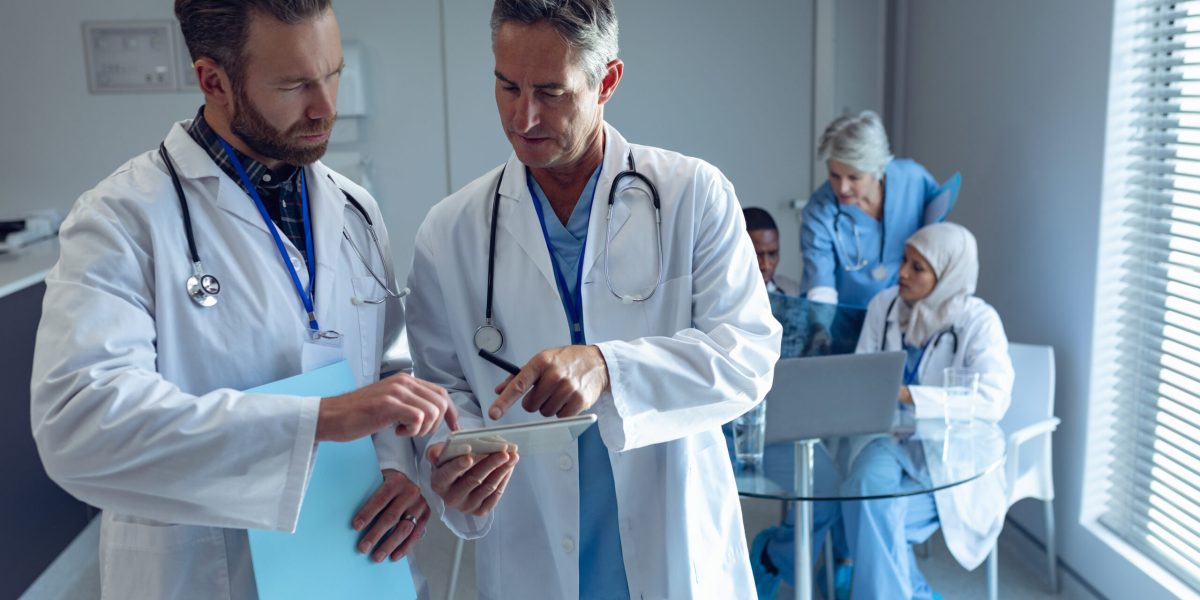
{"left": 800, "top": 158, "right": 940, "bottom": 309}
{"left": 528, "top": 167, "right": 632, "bottom": 600}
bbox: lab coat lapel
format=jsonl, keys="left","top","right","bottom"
{"left": 496, "top": 154, "right": 560, "bottom": 298}
{"left": 307, "top": 163, "right": 345, "bottom": 333}
{"left": 582, "top": 124, "right": 632, "bottom": 284}
{"left": 163, "top": 122, "right": 271, "bottom": 236}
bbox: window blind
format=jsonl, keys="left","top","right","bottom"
{"left": 1099, "top": 0, "right": 1200, "bottom": 590}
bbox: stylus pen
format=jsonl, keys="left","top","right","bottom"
{"left": 478, "top": 348, "right": 521, "bottom": 375}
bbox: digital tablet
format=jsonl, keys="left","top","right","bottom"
{"left": 437, "top": 414, "right": 597, "bottom": 465}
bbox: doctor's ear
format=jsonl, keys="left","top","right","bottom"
{"left": 597, "top": 59, "right": 623, "bottom": 106}
{"left": 194, "top": 57, "right": 235, "bottom": 109}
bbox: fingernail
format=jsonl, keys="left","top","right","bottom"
{"left": 352, "top": 520, "right": 364, "bottom": 530}
{"left": 489, "top": 408, "right": 500, "bottom": 419}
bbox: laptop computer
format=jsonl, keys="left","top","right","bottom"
{"left": 763, "top": 351, "right": 906, "bottom": 444}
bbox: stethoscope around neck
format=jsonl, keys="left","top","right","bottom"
{"left": 473, "top": 150, "right": 664, "bottom": 354}
{"left": 158, "top": 142, "right": 406, "bottom": 313}
{"left": 834, "top": 204, "right": 888, "bottom": 281}
{"left": 160, "top": 143, "right": 222, "bottom": 308}
{"left": 880, "top": 295, "right": 959, "bottom": 354}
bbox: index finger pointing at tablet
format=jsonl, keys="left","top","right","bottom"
{"left": 489, "top": 358, "right": 545, "bottom": 420}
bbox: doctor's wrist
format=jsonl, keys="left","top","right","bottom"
{"left": 587, "top": 345, "right": 611, "bottom": 393}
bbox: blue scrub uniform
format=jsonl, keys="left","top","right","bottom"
{"left": 529, "top": 167, "right": 631, "bottom": 600}
{"left": 801, "top": 159, "right": 940, "bottom": 309}
{"left": 840, "top": 438, "right": 940, "bottom": 600}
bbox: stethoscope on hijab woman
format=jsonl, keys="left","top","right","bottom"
{"left": 880, "top": 295, "right": 958, "bottom": 385}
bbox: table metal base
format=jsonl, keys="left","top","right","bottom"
{"left": 794, "top": 439, "right": 816, "bottom": 600}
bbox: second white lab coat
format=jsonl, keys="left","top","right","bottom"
{"left": 405, "top": 124, "right": 782, "bottom": 600}
{"left": 30, "top": 121, "right": 413, "bottom": 599}
{"left": 855, "top": 286, "right": 1014, "bottom": 570}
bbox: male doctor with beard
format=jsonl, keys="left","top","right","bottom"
{"left": 31, "top": 1, "right": 454, "bottom": 597}
{"left": 404, "top": 1, "right": 781, "bottom": 598}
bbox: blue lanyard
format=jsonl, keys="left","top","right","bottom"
{"left": 529, "top": 185, "right": 589, "bottom": 346}
{"left": 217, "top": 139, "right": 320, "bottom": 333}
{"left": 901, "top": 333, "right": 932, "bottom": 385}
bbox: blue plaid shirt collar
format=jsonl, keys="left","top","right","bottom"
{"left": 185, "top": 106, "right": 301, "bottom": 197}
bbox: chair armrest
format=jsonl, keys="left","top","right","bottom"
{"left": 1007, "top": 417, "right": 1061, "bottom": 448}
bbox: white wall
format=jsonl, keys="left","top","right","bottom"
{"left": 899, "top": 1, "right": 1179, "bottom": 598}
{"left": 0, "top": 0, "right": 201, "bottom": 219}
{"left": 0, "top": 0, "right": 449, "bottom": 282}
{"left": 834, "top": 0, "right": 887, "bottom": 118}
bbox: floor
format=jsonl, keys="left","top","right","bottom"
{"left": 21, "top": 500, "right": 1103, "bottom": 600}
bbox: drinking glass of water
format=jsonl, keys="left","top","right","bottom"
{"left": 733, "top": 400, "right": 767, "bottom": 468}
{"left": 942, "top": 367, "right": 979, "bottom": 428}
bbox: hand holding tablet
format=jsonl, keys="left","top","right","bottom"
{"left": 426, "top": 349, "right": 602, "bottom": 516}
{"left": 436, "top": 414, "right": 598, "bottom": 465}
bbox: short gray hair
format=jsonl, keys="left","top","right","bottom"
{"left": 491, "top": 0, "right": 619, "bottom": 87}
{"left": 817, "top": 110, "right": 894, "bottom": 179}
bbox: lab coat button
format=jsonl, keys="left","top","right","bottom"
{"left": 559, "top": 455, "right": 573, "bottom": 471}
{"left": 562, "top": 536, "right": 575, "bottom": 554}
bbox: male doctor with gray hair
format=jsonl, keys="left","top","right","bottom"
{"left": 403, "top": 0, "right": 781, "bottom": 598}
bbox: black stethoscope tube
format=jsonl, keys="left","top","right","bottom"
{"left": 160, "top": 143, "right": 201, "bottom": 265}
{"left": 486, "top": 167, "right": 505, "bottom": 324}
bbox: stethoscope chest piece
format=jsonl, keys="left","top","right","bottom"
{"left": 474, "top": 324, "right": 504, "bottom": 354}
{"left": 187, "top": 271, "right": 221, "bottom": 307}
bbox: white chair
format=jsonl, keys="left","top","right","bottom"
{"left": 986, "top": 343, "right": 1061, "bottom": 600}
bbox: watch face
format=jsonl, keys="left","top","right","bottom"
{"left": 474, "top": 325, "right": 503, "bottom": 353}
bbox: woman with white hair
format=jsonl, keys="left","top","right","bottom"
{"left": 801, "top": 111, "right": 956, "bottom": 309}
{"left": 841, "top": 221, "right": 1014, "bottom": 598}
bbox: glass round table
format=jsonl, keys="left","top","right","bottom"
{"left": 734, "top": 420, "right": 1006, "bottom": 600}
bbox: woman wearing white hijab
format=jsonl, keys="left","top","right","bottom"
{"left": 843, "top": 221, "right": 1014, "bottom": 599}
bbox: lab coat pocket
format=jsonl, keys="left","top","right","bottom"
{"left": 639, "top": 275, "right": 692, "bottom": 335}
{"left": 351, "top": 275, "right": 385, "bottom": 379}
{"left": 100, "top": 514, "right": 230, "bottom": 599}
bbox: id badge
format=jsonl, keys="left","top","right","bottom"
{"left": 302, "top": 330, "right": 344, "bottom": 373}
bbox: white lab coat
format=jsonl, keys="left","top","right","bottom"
{"left": 855, "top": 286, "right": 1013, "bottom": 570}
{"left": 404, "top": 124, "right": 782, "bottom": 600}
{"left": 30, "top": 121, "right": 413, "bottom": 599}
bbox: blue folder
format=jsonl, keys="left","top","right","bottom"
{"left": 245, "top": 360, "right": 418, "bottom": 599}
{"left": 924, "top": 172, "right": 962, "bottom": 225}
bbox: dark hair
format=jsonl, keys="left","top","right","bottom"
{"left": 743, "top": 207, "right": 778, "bottom": 232}
{"left": 491, "top": 0, "right": 619, "bottom": 87}
{"left": 175, "top": 0, "right": 332, "bottom": 87}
